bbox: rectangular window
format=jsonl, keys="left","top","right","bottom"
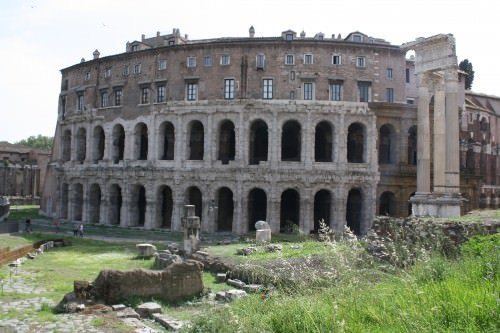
{"left": 303, "top": 82, "right": 313, "bottom": 100}
{"left": 141, "top": 87, "right": 149, "bottom": 104}
{"left": 100, "top": 91, "right": 108, "bottom": 107}
{"left": 123, "top": 65, "right": 129, "bottom": 76}
{"left": 289, "top": 91, "right": 295, "bottom": 100}
{"left": 157, "top": 84, "right": 166, "bottom": 103}
{"left": 353, "top": 34, "right": 362, "bottom": 42}
{"left": 224, "top": 79, "right": 235, "bottom": 100}
{"left": 186, "top": 82, "right": 197, "bottom": 101}
{"left": 256, "top": 54, "right": 265, "bottom": 69}
{"left": 133, "top": 63, "right": 141, "bottom": 74}
{"left": 329, "top": 82, "right": 342, "bottom": 101}
{"left": 104, "top": 68, "right": 111, "bottom": 78}
{"left": 387, "top": 68, "right": 393, "bottom": 79}
{"left": 114, "top": 88, "right": 122, "bottom": 106}
{"left": 168, "top": 40, "right": 175, "bottom": 46}
{"left": 406, "top": 98, "right": 414, "bottom": 105}
{"left": 158, "top": 59, "right": 167, "bottom": 70}
{"left": 406, "top": 68, "right": 410, "bottom": 83}
{"left": 358, "top": 81, "right": 371, "bottom": 102}
{"left": 187, "top": 56, "right": 196, "bottom": 68}
{"left": 285, "top": 54, "right": 294, "bottom": 65}
{"left": 304, "top": 54, "right": 313, "bottom": 65}
{"left": 203, "top": 55, "right": 212, "bottom": 67}
{"left": 286, "top": 33, "right": 293, "bottom": 41}
{"left": 84, "top": 72, "right": 90, "bottom": 81}
{"left": 131, "top": 44, "right": 138, "bottom": 52}
{"left": 263, "top": 79, "right": 273, "bottom": 99}
{"left": 77, "top": 93, "right": 84, "bottom": 111}
{"left": 356, "top": 56, "right": 366, "bottom": 68}
{"left": 332, "top": 54, "right": 341, "bottom": 65}
{"left": 220, "top": 54, "right": 230, "bottom": 65}
{"left": 61, "top": 96, "right": 66, "bottom": 116}
{"left": 386, "top": 88, "right": 394, "bottom": 102}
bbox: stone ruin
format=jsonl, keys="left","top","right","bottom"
{"left": 182, "top": 204, "right": 201, "bottom": 255}
{"left": 255, "top": 220, "right": 271, "bottom": 243}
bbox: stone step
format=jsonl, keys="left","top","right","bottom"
{"left": 152, "top": 313, "right": 187, "bottom": 331}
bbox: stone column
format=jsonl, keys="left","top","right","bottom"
{"left": 433, "top": 78, "right": 446, "bottom": 193}
{"left": 268, "top": 195, "right": 280, "bottom": 234}
{"left": 100, "top": 184, "right": 109, "bottom": 225}
{"left": 333, "top": 186, "right": 347, "bottom": 232}
{"left": 82, "top": 182, "right": 89, "bottom": 223}
{"left": 172, "top": 193, "right": 184, "bottom": 232}
{"left": 304, "top": 113, "right": 313, "bottom": 169}
{"left": 337, "top": 113, "right": 346, "bottom": 165}
{"left": 120, "top": 185, "right": 131, "bottom": 227}
{"left": 444, "top": 69, "right": 460, "bottom": 195}
{"left": 301, "top": 188, "right": 312, "bottom": 233}
{"left": 416, "top": 73, "right": 431, "bottom": 194}
{"left": 144, "top": 183, "right": 156, "bottom": 230}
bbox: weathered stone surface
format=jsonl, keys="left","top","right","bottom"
{"left": 152, "top": 313, "right": 187, "bottom": 331}
{"left": 153, "top": 252, "right": 182, "bottom": 270}
{"left": 215, "top": 273, "right": 227, "bottom": 283}
{"left": 93, "top": 260, "right": 204, "bottom": 304}
{"left": 255, "top": 220, "right": 271, "bottom": 230}
{"left": 265, "top": 244, "right": 282, "bottom": 252}
{"left": 236, "top": 247, "right": 257, "bottom": 256}
{"left": 215, "top": 291, "right": 227, "bottom": 301}
{"left": 256, "top": 229, "right": 271, "bottom": 243}
{"left": 74, "top": 280, "right": 93, "bottom": 300}
{"left": 136, "top": 243, "right": 157, "bottom": 258}
{"left": 112, "top": 304, "right": 126, "bottom": 311}
{"left": 226, "top": 289, "right": 247, "bottom": 300}
{"left": 243, "top": 284, "right": 263, "bottom": 293}
{"left": 226, "top": 278, "right": 246, "bottom": 289}
{"left": 116, "top": 307, "right": 140, "bottom": 319}
{"left": 136, "top": 302, "right": 162, "bottom": 318}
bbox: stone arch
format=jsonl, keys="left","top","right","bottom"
{"left": 89, "top": 183, "right": 101, "bottom": 223}
{"left": 313, "top": 189, "right": 331, "bottom": 232}
{"left": 92, "top": 126, "right": 105, "bottom": 163}
{"left": 188, "top": 121, "right": 204, "bottom": 160}
{"left": 216, "top": 187, "right": 234, "bottom": 231}
{"left": 157, "top": 185, "right": 173, "bottom": 228}
{"left": 315, "top": 121, "right": 333, "bottom": 162}
{"left": 218, "top": 120, "right": 235, "bottom": 164}
{"left": 75, "top": 127, "right": 87, "bottom": 163}
{"left": 281, "top": 120, "right": 301, "bottom": 162}
{"left": 248, "top": 188, "right": 267, "bottom": 231}
{"left": 280, "top": 188, "right": 300, "bottom": 232}
{"left": 347, "top": 122, "right": 365, "bottom": 163}
{"left": 407, "top": 125, "right": 417, "bottom": 165}
{"left": 112, "top": 124, "right": 125, "bottom": 163}
{"left": 60, "top": 183, "right": 69, "bottom": 219}
{"left": 61, "top": 129, "right": 71, "bottom": 162}
{"left": 249, "top": 119, "right": 268, "bottom": 165}
{"left": 158, "top": 121, "right": 175, "bottom": 160}
{"left": 134, "top": 123, "right": 148, "bottom": 160}
{"left": 346, "top": 188, "right": 362, "bottom": 235}
{"left": 379, "top": 191, "right": 396, "bottom": 216}
{"left": 72, "top": 183, "right": 83, "bottom": 221}
{"left": 108, "top": 184, "right": 122, "bottom": 225}
{"left": 186, "top": 186, "right": 203, "bottom": 222}
{"left": 379, "top": 124, "right": 396, "bottom": 164}
{"left": 130, "top": 184, "right": 146, "bottom": 226}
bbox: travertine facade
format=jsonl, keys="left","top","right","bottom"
{"left": 40, "top": 28, "right": 499, "bottom": 235}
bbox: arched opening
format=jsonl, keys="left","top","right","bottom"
{"left": 480, "top": 141, "right": 487, "bottom": 176}
{"left": 61, "top": 130, "right": 71, "bottom": 162}
{"left": 112, "top": 124, "right": 125, "bottom": 163}
{"left": 314, "top": 190, "right": 331, "bottom": 232}
{"left": 281, "top": 120, "right": 301, "bottom": 161}
{"left": 466, "top": 139, "right": 475, "bottom": 171}
{"left": 379, "top": 191, "right": 396, "bottom": 216}
{"left": 187, "top": 186, "right": 203, "bottom": 221}
{"left": 72, "top": 183, "right": 83, "bottom": 221}
{"left": 479, "top": 193, "right": 487, "bottom": 209}
{"left": 379, "top": 124, "right": 396, "bottom": 164}
{"left": 248, "top": 188, "right": 267, "bottom": 231}
{"left": 109, "top": 184, "right": 122, "bottom": 225}
{"left": 158, "top": 121, "right": 175, "bottom": 160}
{"left": 346, "top": 188, "right": 362, "bottom": 235}
{"left": 60, "top": 183, "right": 69, "bottom": 219}
{"left": 131, "top": 185, "right": 146, "bottom": 226}
{"left": 280, "top": 189, "right": 300, "bottom": 232}
{"left": 188, "top": 121, "right": 204, "bottom": 160}
{"left": 75, "top": 128, "right": 87, "bottom": 163}
{"left": 407, "top": 125, "right": 417, "bottom": 165}
{"left": 347, "top": 123, "right": 365, "bottom": 163}
{"left": 89, "top": 183, "right": 101, "bottom": 223}
{"left": 92, "top": 126, "right": 105, "bottom": 163}
{"left": 157, "top": 185, "right": 173, "bottom": 228}
{"left": 249, "top": 120, "right": 268, "bottom": 165}
{"left": 134, "top": 123, "right": 148, "bottom": 160}
{"left": 218, "top": 120, "right": 235, "bottom": 164}
{"left": 216, "top": 187, "right": 234, "bottom": 231}
{"left": 315, "top": 121, "right": 333, "bottom": 162}
{"left": 408, "top": 192, "right": 416, "bottom": 216}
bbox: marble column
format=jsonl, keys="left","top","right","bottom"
{"left": 416, "top": 73, "right": 431, "bottom": 194}
{"left": 444, "top": 69, "right": 460, "bottom": 194}
{"left": 433, "top": 78, "right": 446, "bottom": 193}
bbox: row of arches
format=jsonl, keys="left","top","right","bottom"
{"left": 60, "top": 119, "right": 370, "bottom": 164}
{"left": 59, "top": 183, "right": 366, "bottom": 235}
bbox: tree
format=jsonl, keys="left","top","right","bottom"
{"left": 16, "top": 135, "right": 53, "bottom": 151}
{"left": 459, "top": 59, "right": 474, "bottom": 90}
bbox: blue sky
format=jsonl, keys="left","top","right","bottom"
{"left": 0, "top": 0, "right": 497, "bottom": 142}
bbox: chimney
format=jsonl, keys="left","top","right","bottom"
{"left": 300, "top": 31, "right": 306, "bottom": 38}
{"left": 249, "top": 25, "right": 255, "bottom": 38}
{"left": 93, "top": 49, "right": 100, "bottom": 59}
{"left": 157, "top": 31, "right": 161, "bottom": 37}
{"left": 141, "top": 34, "right": 145, "bottom": 41}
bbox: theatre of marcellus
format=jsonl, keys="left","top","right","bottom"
{"left": 40, "top": 27, "right": 499, "bottom": 235}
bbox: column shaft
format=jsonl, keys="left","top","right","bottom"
{"left": 416, "top": 75, "right": 431, "bottom": 193}
{"left": 433, "top": 82, "right": 446, "bottom": 193}
{"left": 444, "top": 70, "right": 460, "bottom": 194}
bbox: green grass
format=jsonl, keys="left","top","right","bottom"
{"left": 188, "top": 235, "right": 500, "bottom": 333}
{"left": 0, "top": 233, "right": 34, "bottom": 250}
{"left": 7, "top": 205, "right": 45, "bottom": 221}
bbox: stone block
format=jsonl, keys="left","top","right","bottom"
{"left": 255, "top": 220, "right": 270, "bottom": 230}
{"left": 256, "top": 229, "right": 271, "bottom": 244}
{"left": 111, "top": 304, "right": 126, "bottom": 311}
{"left": 136, "top": 302, "right": 162, "bottom": 318}
{"left": 136, "top": 243, "right": 157, "bottom": 258}
{"left": 226, "top": 289, "right": 247, "bottom": 300}
{"left": 215, "top": 273, "right": 227, "bottom": 283}
{"left": 226, "top": 278, "right": 246, "bottom": 289}
{"left": 243, "top": 284, "right": 263, "bottom": 293}
{"left": 116, "top": 307, "right": 140, "bottom": 319}
{"left": 152, "top": 313, "right": 187, "bottom": 331}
